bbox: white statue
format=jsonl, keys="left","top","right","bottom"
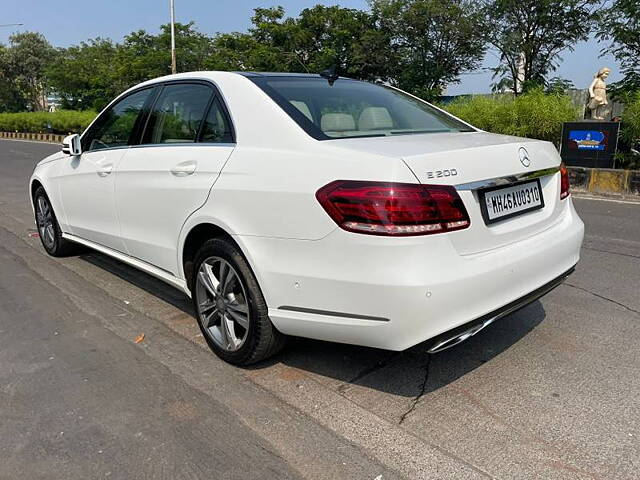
{"left": 587, "top": 67, "right": 610, "bottom": 120}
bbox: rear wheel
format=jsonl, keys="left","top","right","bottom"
{"left": 33, "top": 186, "right": 77, "bottom": 257}
{"left": 192, "top": 238, "right": 285, "bottom": 365}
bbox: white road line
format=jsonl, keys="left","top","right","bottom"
{"left": 572, "top": 194, "right": 640, "bottom": 205}
{"left": 0, "top": 138, "right": 59, "bottom": 145}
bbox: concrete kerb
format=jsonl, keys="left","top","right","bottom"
{"left": 568, "top": 166, "right": 640, "bottom": 197}
{"left": 0, "top": 131, "right": 66, "bottom": 143}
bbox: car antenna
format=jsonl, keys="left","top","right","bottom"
{"left": 319, "top": 66, "right": 339, "bottom": 86}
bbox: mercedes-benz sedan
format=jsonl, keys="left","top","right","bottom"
{"left": 29, "top": 72, "right": 584, "bottom": 364}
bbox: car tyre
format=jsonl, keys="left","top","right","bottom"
{"left": 33, "top": 186, "right": 78, "bottom": 257}
{"left": 192, "top": 238, "right": 286, "bottom": 365}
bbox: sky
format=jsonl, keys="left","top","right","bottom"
{"left": 1, "top": 0, "right": 622, "bottom": 94}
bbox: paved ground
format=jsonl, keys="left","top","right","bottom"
{"left": 1, "top": 139, "right": 639, "bottom": 479}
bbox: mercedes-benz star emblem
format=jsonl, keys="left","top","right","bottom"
{"left": 518, "top": 147, "right": 531, "bottom": 167}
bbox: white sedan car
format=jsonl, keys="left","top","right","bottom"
{"left": 30, "top": 72, "right": 584, "bottom": 364}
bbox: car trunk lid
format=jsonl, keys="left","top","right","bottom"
{"left": 330, "top": 131, "right": 564, "bottom": 255}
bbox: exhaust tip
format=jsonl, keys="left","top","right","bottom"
{"left": 427, "top": 317, "right": 497, "bottom": 354}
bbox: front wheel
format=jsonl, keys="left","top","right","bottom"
{"left": 191, "top": 238, "right": 286, "bottom": 365}
{"left": 33, "top": 186, "right": 77, "bottom": 257}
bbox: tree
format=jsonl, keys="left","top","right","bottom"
{"left": 47, "top": 38, "right": 122, "bottom": 110}
{"left": 597, "top": 0, "right": 640, "bottom": 96}
{"left": 545, "top": 76, "right": 576, "bottom": 94}
{"left": 48, "top": 23, "right": 214, "bottom": 110}
{"left": 370, "top": 0, "right": 487, "bottom": 99}
{"left": 0, "top": 44, "right": 25, "bottom": 112}
{"left": 118, "top": 22, "right": 215, "bottom": 85}
{"left": 0, "top": 32, "right": 55, "bottom": 111}
{"left": 295, "top": 5, "right": 389, "bottom": 79}
{"left": 484, "top": 0, "right": 599, "bottom": 95}
{"left": 206, "top": 6, "right": 391, "bottom": 79}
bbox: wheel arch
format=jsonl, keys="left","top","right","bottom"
{"left": 30, "top": 178, "right": 44, "bottom": 198}
{"left": 29, "top": 178, "right": 45, "bottom": 211}
{"left": 181, "top": 221, "right": 253, "bottom": 293}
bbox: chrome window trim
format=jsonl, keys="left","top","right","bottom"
{"left": 129, "top": 142, "right": 237, "bottom": 149}
{"left": 78, "top": 142, "right": 237, "bottom": 154}
{"left": 80, "top": 76, "right": 238, "bottom": 150}
{"left": 82, "top": 145, "right": 131, "bottom": 154}
{"left": 80, "top": 85, "right": 158, "bottom": 153}
{"left": 455, "top": 166, "right": 559, "bottom": 191}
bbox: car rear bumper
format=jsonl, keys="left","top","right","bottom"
{"left": 425, "top": 265, "right": 574, "bottom": 353}
{"left": 238, "top": 198, "right": 584, "bottom": 351}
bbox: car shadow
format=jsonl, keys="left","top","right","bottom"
{"left": 263, "top": 301, "right": 546, "bottom": 397}
{"left": 79, "top": 251, "right": 194, "bottom": 315}
{"left": 79, "top": 251, "right": 545, "bottom": 398}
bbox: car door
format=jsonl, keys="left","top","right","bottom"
{"left": 56, "top": 87, "right": 156, "bottom": 252}
{"left": 114, "top": 81, "right": 235, "bottom": 275}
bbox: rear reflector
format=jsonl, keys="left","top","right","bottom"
{"left": 316, "top": 180, "right": 470, "bottom": 236}
{"left": 560, "top": 163, "right": 570, "bottom": 200}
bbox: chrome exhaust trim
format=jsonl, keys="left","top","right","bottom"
{"left": 426, "top": 266, "right": 576, "bottom": 355}
{"left": 427, "top": 315, "right": 500, "bottom": 354}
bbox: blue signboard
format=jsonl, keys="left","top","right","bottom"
{"left": 560, "top": 121, "right": 620, "bottom": 168}
{"left": 568, "top": 130, "right": 606, "bottom": 151}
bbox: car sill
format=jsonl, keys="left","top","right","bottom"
{"left": 61, "top": 233, "right": 191, "bottom": 296}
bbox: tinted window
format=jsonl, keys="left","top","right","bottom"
{"left": 250, "top": 76, "right": 473, "bottom": 140}
{"left": 143, "top": 83, "right": 212, "bottom": 144}
{"left": 83, "top": 88, "right": 153, "bottom": 151}
{"left": 199, "top": 97, "right": 233, "bottom": 143}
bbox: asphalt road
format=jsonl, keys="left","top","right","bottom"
{"left": 1, "top": 139, "right": 639, "bottom": 480}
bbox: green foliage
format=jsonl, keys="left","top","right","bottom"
{"left": 545, "top": 77, "right": 576, "bottom": 95}
{"left": 621, "top": 91, "right": 640, "bottom": 144}
{"left": 442, "top": 89, "right": 580, "bottom": 143}
{"left": 371, "top": 0, "right": 487, "bottom": 98}
{"left": 205, "top": 5, "right": 393, "bottom": 80}
{"left": 36, "top": 3, "right": 488, "bottom": 108}
{"left": 0, "top": 110, "right": 96, "bottom": 134}
{"left": 613, "top": 152, "right": 640, "bottom": 170}
{"left": 46, "top": 38, "right": 122, "bottom": 111}
{"left": 597, "top": 0, "right": 640, "bottom": 96}
{"left": 0, "top": 32, "right": 56, "bottom": 112}
{"left": 484, "top": 0, "right": 599, "bottom": 95}
{"left": 47, "top": 23, "right": 215, "bottom": 111}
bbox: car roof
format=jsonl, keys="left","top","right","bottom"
{"left": 127, "top": 71, "right": 354, "bottom": 91}
{"left": 235, "top": 71, "right": 354, "bottom": 80}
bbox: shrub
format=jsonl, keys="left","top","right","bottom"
{"left": 0, "top": 110, "right": 96, "bottom": 135}
{"left": 621, "top": 91, "right": 640, "bottom": 144}
{"left": 441, "top": 89, "right": 580, "bottom": 144}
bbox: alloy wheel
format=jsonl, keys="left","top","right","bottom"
{"left": 195, "top": 256, "right": 250, "bottom": 352}
{"left": 36, "top": 196, "right": 55, "bottom": 250}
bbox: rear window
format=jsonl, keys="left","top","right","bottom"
{"left": 249, "top": 76, "right": 474, "bottom": 140}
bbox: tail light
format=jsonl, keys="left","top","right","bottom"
{"left": 560, "top": 163, "right": 570, "bottom": 200}
{"left": 316, "top": 180, "right": 470, "bottom": 236}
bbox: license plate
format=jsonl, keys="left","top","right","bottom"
{"left": 479, "top": 179, "right": 544, "bottom": 224}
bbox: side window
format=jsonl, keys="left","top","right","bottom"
{"left": 143, "top": 83, "right": 212, "bottom": 144}
{"left": 83, "top": 88, "right": 153, "bottom": 152}
{"left": 200, "top": 97, "right": 234, "bottom": 143}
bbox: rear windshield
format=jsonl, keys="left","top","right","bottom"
{"left": 249, "top": 76, "right": 474, "bottom": 140}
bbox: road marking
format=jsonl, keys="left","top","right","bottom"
{"left": 0, "top": 138, "right": 60, "bottom": 145}
{"left": 572, "top": 194, "right": 640, "bottom": 205}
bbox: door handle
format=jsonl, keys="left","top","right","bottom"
{"left": 97, "top": 164, "right": 113, "bottom": 177}
{"left": 170, "top": 161, "right": 197, "bottom": 177}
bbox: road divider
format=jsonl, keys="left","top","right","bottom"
{"left": 568, "top": 166, "right": 640, "bottom": 197}
{"left": 1, "top": 131, "right": 65, "bottom": 143}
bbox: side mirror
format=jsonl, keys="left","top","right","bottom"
{"left": 62, "top": 134, "right": 82, "bottom": 156}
